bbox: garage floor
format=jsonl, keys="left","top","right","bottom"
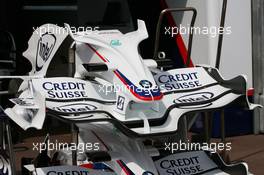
{"left": 227, "top": 134, "right": 264, "bottom": 175}
{"left": 12, "top": 133, "right": 264, "bottom": 174}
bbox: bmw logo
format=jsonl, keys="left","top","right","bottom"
{"left": 139, "top": 80, "right": 152, "bottom": 88}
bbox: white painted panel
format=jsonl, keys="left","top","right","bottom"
{"left": 165, "top": 0, "right": 253, "bottom": 87}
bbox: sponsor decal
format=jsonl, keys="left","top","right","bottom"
{"left": 142, "top": 171, "right": 155, "bottom": 175}
{"left": 158, "top": 156, "right": 203, "bottom": 174}
{"left": 139, "top": 80, "right": 153, "bottom": 89}
{"left": 53, "top": 103, "right": 97, "bottom": 113}
{"left": 155, "top": 151, "right": 218, "bottom": 175}
{"left": 36, "top": 32, "right": 56, "bottom": 71}
{"left": 10, "top": 98, "right": 34, "bottom": 106}
{"left": 110, "top": 39, "right": 121, "bottom": 46}
{"left": 10, "top": 98, "right": 38, "bottom": 109}
{"left": 45, "top": 170, "right": 88, "bottom": 175}
{"left": 35, "top": 165, "right": 115, "bottom": 175}
{"left": 173, "top": 92, "right": 214, "bottom": 109}
{"left": 157, "top": 72, "right": 202, "bottom": 91}
{"left": 117, "top": 96, "right": 125, "bottom": 110}
{"left": 42, "top": 81, "right": 87, "bottom": 99}
{"left": 174, "top": 92, "right": 214, "bottom": 104}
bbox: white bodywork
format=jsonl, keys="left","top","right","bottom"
{"left": 0, "top": 21, "right": 259, "bottom": 174}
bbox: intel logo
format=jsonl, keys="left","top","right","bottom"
{"left": 53, "top": 103, "right": 97, "bottom": 113}
{"left": 173, "top": 92, "right": 214, "bottom": 109}
{"left": 36, "top": 32, "right": 56, "bottom": 71}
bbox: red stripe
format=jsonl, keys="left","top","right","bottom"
{"left": 86, "top": 43, "right": 108, "bottom": 62}
{"left": 116, "top": 160, "right": 132, "bottom": 175}
{"left": 80, "top": 163, "right": 94, "bottom": 169}
{"left": 160, "top": 0, "right": 194, "bottom": 67}
{"left": 247, "top": 88, "right": 254, "bottom": 96}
